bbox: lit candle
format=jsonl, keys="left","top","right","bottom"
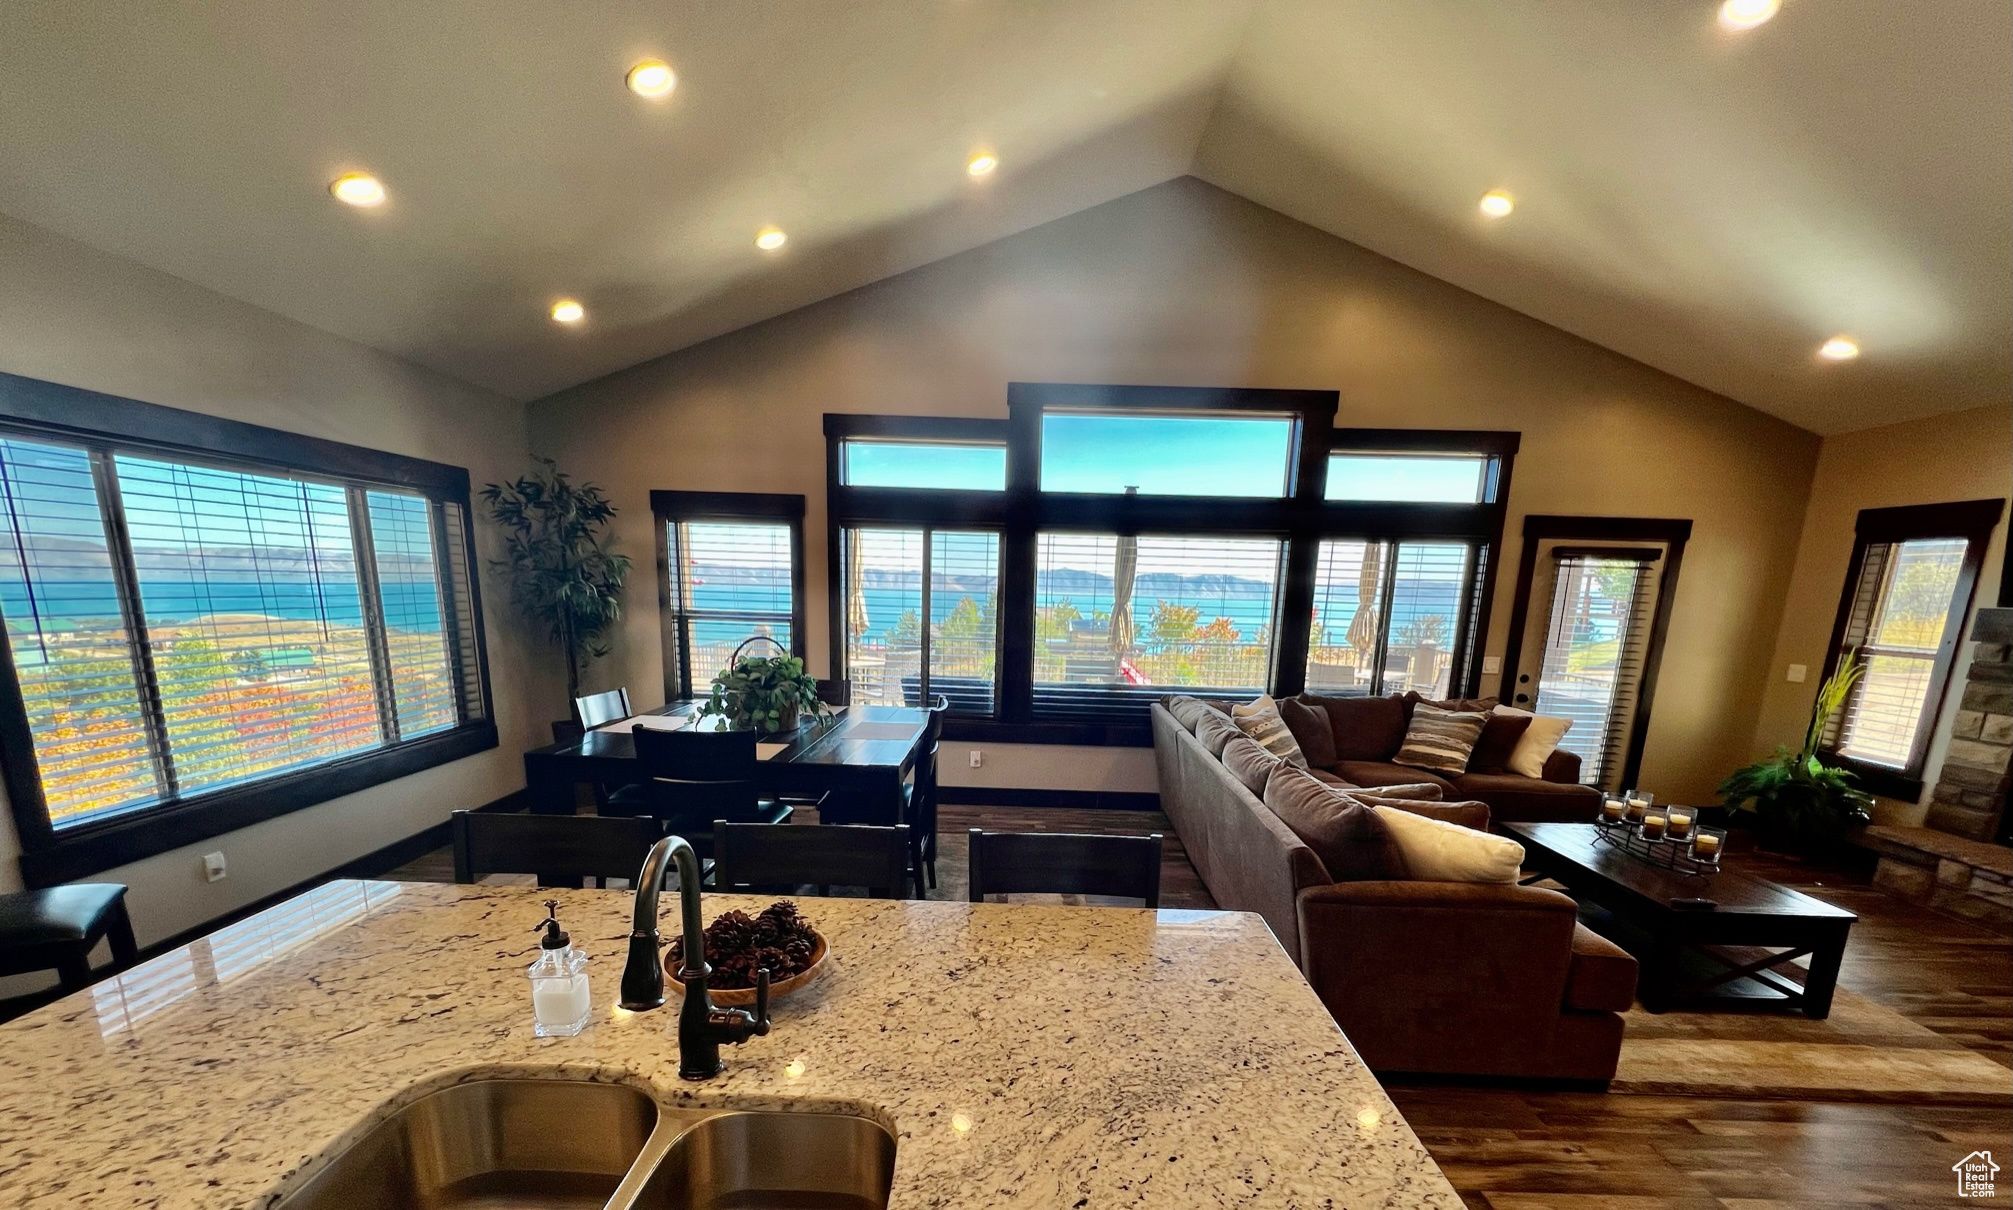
{"left": 1665, "top": 808, "right": 1695, "bottom": 841}
{"left": 1625, "top": 798, "right": 1649, "bottom": 823}
{"left": 1692, "top": 832, "right": 1722, "bottom": 860}
{"left": 1601, "top": 799, "right": 1627, "bottom": 823}
{"left": 1640, "top": 813, "right": 1667, "bottom": 841}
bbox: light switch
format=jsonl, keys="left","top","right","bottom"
{"left": 1481, "top": 655, "right": 1502, "bottom": 675}
{"left": 969, "top": 750, "right": 983, "bottom": 768}
{"left": 1786, "top": 664, "right": 1808, "bottom": 683}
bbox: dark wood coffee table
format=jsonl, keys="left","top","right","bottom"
{"left": 1503, "top": 821, "right": 1857, "bottom": 1018}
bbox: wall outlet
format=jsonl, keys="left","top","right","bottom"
{"left": 1786, "top": 663, "right": 1808, "bottom": 683}
{"left": 201, "top": 851, "right": 227, "bottom": 883}
{"left": 1481, "top": 655, "right": 1502, "bottom": 675}
{"left": 969, "top": 750, "right": 983, "bottom": 769}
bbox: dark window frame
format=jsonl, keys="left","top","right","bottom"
{"left": 824, "top": 389, "right": 1518, "bottom": 745}
{"left": 1497, "top": 515, "right": 1691, "bottom": 793}
{"left": 649, "top": 490, "right": 808, "bottom": 702}
{"left": 0, "top": 370, "right": 495, "bottom": 888}
{"left": 1817, "top": 497, "right": 2004, "bottom": 801}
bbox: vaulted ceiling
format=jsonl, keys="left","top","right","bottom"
{"left": 1, "top": 0, "right": 2005, "bottom": 433}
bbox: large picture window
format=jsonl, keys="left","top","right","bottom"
{"left": 0, "top": 371, "right": 493, "bottom": 886}
{"left": 1818, "top": 498, "right": 2004, "bottom": 799}
{"left": 651, "top": 491, "right": 805, "bottom": 702}
{"left": 840, "top": 527, "right": 1001, "bottom": 713}
{"left": 1033, "top": 533, "right": 1281, "bottom": 720}
{"left": 1306, "top": 539, "right": 1478, "bottom": 700}
{"left": 824, "top": 393, "right": 1517, "bottom": 743}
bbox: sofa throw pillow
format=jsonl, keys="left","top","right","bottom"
{"left": 1363, "top": 797, "right": 1491, "bottom": 833}
{"left": 1220, "top": 736, "right": 1284, "bottom": 797}
{"left": 1348, "top": 782, "right": 1444, "bottom": 801}
{"left": 1262, "top": 765, "right": 1409, "bottom": 882}
{"left": 1391, "top": 703, "right": 1490, "bottom": 777}
{"left": 1231, "top": 695, "right": 1308, "bottom": 767}
{"left": 1494, "top": 706, "right": 1573, "bottom": 779}
{"left": 1466, "top": 710, "right": 1533, "bottom": 774}
{"left": 1166, "top": 695, "right": 1217, "bottom": 733}
{"left": 1372, "top": 805, "right": 1524, "bottom": 883}
{"left": 1277, "top": 696, "right": 1337, "bottom": 768}
{"left": 1299, "top": 693, "right": 1408, "bottom": 761}
{"left": 1403, "top": 691, "right": 1499, "bottom": 720}
{"left": 1191, "top": 709, "right": 1244, "bottom": 756}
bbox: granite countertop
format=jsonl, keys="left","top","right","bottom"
{"left": 0, "top": 880, "right": 1460, "bottom": 1208}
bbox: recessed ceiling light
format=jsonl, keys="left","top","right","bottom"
{"left": 966, "top": 151, "right": 998, "bottom": 177}
{"left": 1479, "top": 189, "right": 1515, "bottom": 218}
{"left": 1818, "top": 336, "right": 1860, "bottom": 361}
{"left": 1718, "top": 0, "right": 1781, "bottom": 31}
{"left": 755, "top": 227, "right": 787, "bottom": 251}
{"left": 550, "top": 299, "right": 585, "bottom": 324}
{"left": 626, "top": 59, "right": 676, "bottom": 98}
{"left": 329, "top": 172, "right": 386, "bottom": 207}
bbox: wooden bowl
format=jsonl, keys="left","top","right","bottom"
{"left": 667, "top": 930, "right": 827, "bottom": 1006}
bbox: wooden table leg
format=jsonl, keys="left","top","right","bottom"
{"left": 1640, "top": 928, "right": 1681, "bottom": 1013}
{"left": 1801, "top": 925, "right": 1849, "bottom": 1019}
{"left": 105, "top": 898, "right": 139, "bottom": 971}
{"left": 524, "top": 757, "right": 576, "bottom": 817}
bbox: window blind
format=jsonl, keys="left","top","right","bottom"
{"left": 0, "top": 437, "right": 161, "bottom": 822}
{"left": 667, "top": 520, "right": 796, "bottom": 692}
{"left": 1826, "top": 537, "right": 1966, "bottom": 768}
{"left": 1534, "top": 549, "right": 1660, "bottom": 790}
{"left": 365, "top": 490, "right": 459, "bottom": 739}
{"left": 1033, "top": 533, "right": 1282, "bottom": 722}
{"left": 841, "top": 526, "right": 999, "bottom": 714}
{"left": 1306, "top": 539, "right": 1476, "bottom": 700}
{"left": 0, "top": 434, "right": 485, "bottom": 831}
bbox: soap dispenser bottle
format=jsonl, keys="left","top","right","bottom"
{"left": 528, "top": 899, "right": 592, "bottom": 1037}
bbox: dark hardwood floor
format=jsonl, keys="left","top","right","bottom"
{"left": 1386, "top": 848, "right": 2011, "bottom": 1210}
{"left": 387, "top": 808, "right": 2010, "bottom": 1206}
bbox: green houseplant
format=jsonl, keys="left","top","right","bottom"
{"left": 479, "top": 459, "right": 631, "bottom": 705}
{"left": 1717, "top": 654, "right": 1874, "bottom": 852}
{"left": 698, "top": 639, "right": 826, "bottom": 734}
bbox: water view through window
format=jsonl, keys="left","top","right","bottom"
{"left": 0, "top": 435, "right": 476, "bottom": 828}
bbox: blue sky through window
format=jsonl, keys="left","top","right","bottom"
{"left": 1039, "top": 414, "right": 1293, "bottom": 497}
{"left": 1327, "top": 454, "right": 1485, "bottom": 502}
{"left": 843, "top": 441, "right": 1006, "bottom": 490}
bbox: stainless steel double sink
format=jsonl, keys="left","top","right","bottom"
{"left": 274, "top": 1078, "right": 896, "bottom": 1210}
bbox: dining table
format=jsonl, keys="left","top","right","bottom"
{"left": 522, "top": 701, "right": 932, "bottom": 824}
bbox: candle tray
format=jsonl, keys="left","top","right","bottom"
{"left": 1592, "top": 817, "right": 1721, "bottom": 879}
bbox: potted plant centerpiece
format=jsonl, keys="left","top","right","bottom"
{"left": 698, "top": 637, "right": 827, "bottom": 734}
{"left": 1717, "top": 654, "right": 1874, "bottom": 855}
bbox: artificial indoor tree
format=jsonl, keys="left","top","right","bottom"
{"left": 480, "top": 459, "right": 630, "bottom": 707}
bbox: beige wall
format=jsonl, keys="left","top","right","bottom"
{"left": 1752, "top": 405, "right": 2012, "bottom": 826}
{"left": 531, "top": 177, "right": 1819, "bottom": 804}
{"left": 0, "top": 212, "right": 546, "bottom": 948}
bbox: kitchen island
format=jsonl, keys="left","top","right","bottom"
{"left": 0, "top": 881, "right": 1460, "bottom": 1208}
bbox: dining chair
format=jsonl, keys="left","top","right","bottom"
{"left": 450, "top": 811, "right": 662, "bottom": 887}
{"left": 815, "top": 678, "right": 852, "bottom": 707}
{"left": 966, "top": 830, "right": 1164, "bottom": 907}
{"left": 608, "top": 727, "right": 795, "bottom": 854}
{"left": 574, "top": 687, "right": 633, "bottom": 729}
{"left": 0, "top": 884, "right": 138, "bottom": 1023}
{"left": 713, "top": 821, "right": 911, "bottom": 900}
{"left": 903, "top": 695, "right": 951, "bottom": 890}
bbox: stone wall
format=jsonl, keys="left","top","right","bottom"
{"left": 1926, "top": 608, "right": 2013, "bottom": 842}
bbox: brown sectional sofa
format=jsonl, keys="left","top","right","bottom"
{"left": 1281, "top": 692, "right": 1603, "bottom": 823}
{"left": 1151, "top": 699, "right": 1634, "bottom": 1082}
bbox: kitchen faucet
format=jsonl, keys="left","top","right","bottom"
{"left": 618, "top": 834, "right": 770, "bottom": 1079}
